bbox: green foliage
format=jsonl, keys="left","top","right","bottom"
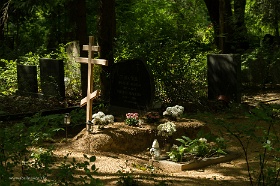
{"left": 0, "top": 114, "right": 103, "bottom": 185}
{"left": 248, "top": 0, "right": 280, "bottom": 35}
{"left": 117, "top": 160, "right": 139, "bottom": 186}
{"left": 0, "top": 43, "right": 82, "bottom": 97}
{"left": 209, "top": 104, "right": 280, "bottom": 186}
{"left": 50, "top": 43, "right": 82, "bottom": 98}
{"left": 23, "top": 113, "right": 64, "bottom": 144}
{"left": 242, "top": 43, "right": 280, "bottom": 86}
{"left": 168, "top": 135, "right": 227, "bottom": 162}
{"left": 115, "top": 0, "right": 214, "bottom": 104}
{"left": 125, "top": 118, "right": 139, "bottom": 127}
{"left": 0, "top": 59, "right": 17, "bottom": 95}
{"left": 69, "top": 109, "right": 87, "bottom": 127}
{"left": 54, "top": 154, "right": 103, "bottom": 186}
{"left": 125, "top": 113, "right": 139, "bottom": 126}
{"left": 18, "top": 52, "right": 40, "bottom": 66}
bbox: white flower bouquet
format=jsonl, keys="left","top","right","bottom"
{"left": 157, "top": 121, "right": 176, "bottom": 137}
{"left": 92, "top": 111, "right": 114, "bottom": 129}
{"left": 163, "top": 105, "right": 184, "bottom": 119}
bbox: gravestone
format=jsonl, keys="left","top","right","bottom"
{"left": 39, "top": 58, "right": 65, "bottom": 98}
{"left": 17, "top": 64, "right": 38, "bottom": 95}
{"left": 207, "top": 54, "right": 241, "bottom": 102}
{"left": 110, "top": 59, "right": 155, "bottom": 110}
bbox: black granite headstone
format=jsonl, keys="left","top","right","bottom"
{"left": 110, "top": 59, "right": 155, "bottom": 109}
{"left": 17, "top": 65, "right": 38, "bottom": 94}
{"left": 207, "top": 54, "right": 241, "bottom": 102}
{"left": 39, "top": 58, "right": 65, "bottom": 98}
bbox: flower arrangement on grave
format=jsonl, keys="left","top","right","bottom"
{"left": 157, "top": 121, "right": 177, "bottom": 137}
{"left": 157, "top": 121, "right": 177, "bottom": 154}
{"left": 163, "top": 105, "right": 184, "bottom": 120}
{"left": 92, "top": 111, "right": 114, "bottom": 129}
{"left": 125, "top": 113, "right": 139, "bottom": 126}
{"left": 145, "top": 111, "right": 160, "bottom": 123}
{"left": 168, "top": 136, "right": 227, "bottom": 162}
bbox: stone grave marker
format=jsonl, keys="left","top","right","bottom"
{"left": 207, "top": 54, "right": 241, "bottom": 102}
{"left": 39, "top": 58, "right": 65, "bottom": 98}
{"left": 110, "top": 59, "right": 155, "bottom": 110}
{"left": 17, "top": 64, "right": 38, "bottom": 95}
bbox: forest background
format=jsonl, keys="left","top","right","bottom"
{"left": 0, "top": 0, "right": 279, "bottom": 106}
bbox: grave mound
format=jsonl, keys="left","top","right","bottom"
{"left": 71, "top": 118, "right": 209, "bottom": 153}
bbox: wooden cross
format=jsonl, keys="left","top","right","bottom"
{"left": 76, "top": 36, "right": 108, "bottom": 131}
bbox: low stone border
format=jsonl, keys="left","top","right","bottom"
{"left": 150, "top": 151, "right": 241, "bottom": 172}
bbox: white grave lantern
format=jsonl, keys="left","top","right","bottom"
{"left": 150, "top": 139, "right": 160, "bottom": 160}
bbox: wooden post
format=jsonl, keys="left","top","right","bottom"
{"left": 76, "top": 36, "right": 108, "bottom": 131}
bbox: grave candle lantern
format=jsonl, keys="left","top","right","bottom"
{"left": 86, "top": 120, "right": 93, "bottom": 132}
{"left": 150, "top": 139, "right": 161, "bottom": 160}
{"left": 64, "top": 113, "right": 71, "bottom": 139}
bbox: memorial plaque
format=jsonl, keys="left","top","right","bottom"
{"left": 17, "top": 64, "right": 38, "bottom": 94}
{"left": 110, "top": 59, "right": 155, "bottom": 109}
{"left": 39, "top": 58, "right": 65, "bottom": 98}
{"left": 207, "top": 54, "right": 241, "bottom": 102}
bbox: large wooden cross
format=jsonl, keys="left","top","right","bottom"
{"left": 76, "top": 36, "right": 108, "bottom": 131}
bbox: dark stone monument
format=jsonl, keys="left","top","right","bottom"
{"left": 110, "top": 59, "right": 155, "bottom": 110}
{"left": 39, "top": 58, "right": 65, "bottom": 98}
{"left": 17, "top": 64, "right": 38, "bottom": 94}
{"left": 207, "top": 54, "right": 241, "bottom": 102}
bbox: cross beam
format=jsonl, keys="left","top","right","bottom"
{"left": 76, "top": 36, "right": 108, "bottom": 131}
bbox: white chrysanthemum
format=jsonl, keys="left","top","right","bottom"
{"left": 199, "top": 138, "right": 207, "bottom": 143}
{"left": 92, "top": 117, "right": 101, "bottom": 125}
{"left": 157, "top": 121, "right": 176, "bottom": 137}
{"left": 92, "top": 111, "right": 105, "bottom": 119}
{"left": 104, "top": 115, "right": 114, "bottom": 124}
{"left": 163, "top": 105, "right": 184, "bottom": 118}
{"left": 92, "top": 112, "right": 114, "bottom": 126}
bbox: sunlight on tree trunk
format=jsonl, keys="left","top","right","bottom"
{"left": 68, "top": 0, "right": 88, "bottom": 97}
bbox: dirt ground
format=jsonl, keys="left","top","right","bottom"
{"left": 50, "top": 90, "right": 280, "bottom": 186}
{"left": 2, "top": 88, "right": 279, "bottom": 185}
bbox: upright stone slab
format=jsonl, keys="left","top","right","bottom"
{"left": 17, "top": 64, "right": 38, "bottom": 94}
{"left": 110, "top": 59, "right": 155, "bottom": 110}
{"left": 39, "top": 58, "right": 65, "bottom": 98}
{"left": 207, "top": 54, "right": 241, "bottom": 102}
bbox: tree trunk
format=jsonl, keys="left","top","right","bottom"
{"left": 98, "top": 0, "right": 116, "bottom": 102}
{"left": 204, "top": 0, "right": 248, "bottom": 53}
{"left": 0, "top": 1, "right": 6, "bottom": 45}
{"left": 233, "top": 0, "right": 249, "bottom": 52}
{"left": 204, "top": 0, "right": 220, "bottom": 47}
{"left": 68, "top": 0, "right": 88, "bottom": 97}
{"left": 0, "top": 22, "right": 4, "bottom": 43}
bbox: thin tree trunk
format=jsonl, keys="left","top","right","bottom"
{"left": 204, "top": 0, "right": 247, "bottom": 53}
{"left": 69, "top": 0, "right": 88, "bottom": 97}
{"left": 98, "top": 0, "right": 116, "bottom": 102}
{"left": 0, "top": 1, "right": 8, "bottom": 45}
{"left": 204, "top": 0, "right": 220, "bottom": 47}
